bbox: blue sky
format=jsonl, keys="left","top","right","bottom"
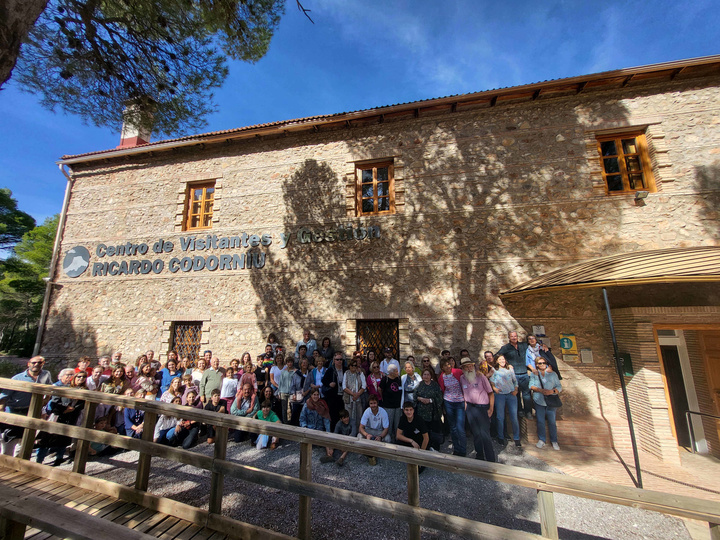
{"left": 0, "top": 0, "right": 717, "bottom": 224}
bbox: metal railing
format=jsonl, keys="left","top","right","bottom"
{"left": 1, "top": 378, "right": 719, "bottom": 540}
{"left": 685, "top": 410, "right": 720, "bottom": 454}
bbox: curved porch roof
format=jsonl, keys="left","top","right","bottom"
{"left": 500, "top": 246, "right": 720, "bottom": 297}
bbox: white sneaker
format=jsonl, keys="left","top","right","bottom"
{"left": 552, "top": 442, "right": 560, "bottom": 451}
{"left": 536, "top": 440, "right": 545, "bottom": 449}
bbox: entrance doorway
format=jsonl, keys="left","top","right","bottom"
{"left": 660, "top": 345, "right": 690, "bottom": 447}
{"left": 657, "top": 329, "right": 707, "bottom": 452}
{"left": 356, "top": 320, "right": 399, "bottom": 360}
{"left": 699, "top": 331, "right": 720, "bottom": 449}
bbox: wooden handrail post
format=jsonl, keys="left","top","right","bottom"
{"left": 709, "top": 522, "right": 719, "bottom": 540}
{"left": 72, "top": 401, "right": 97, "bottom": 474}
{"left": 19, "top": 392, "right": 45, "bottom": 460}
{"left": 407, "top": 463, "right": 421, "bottom": 540}
{"left": 135, "top": 411, "right": 157, "bottom": 491}
{"left": 537, "top": 489, "right": 558, "bottom": 539}
{"left": 298, "top": 442, "right": 312, "bottom": 540}
{"left": 0, "top": 516, "right": 26, "bottom": 540}
{"left": 209, "top": 426, "right": 228, "bottom": 516}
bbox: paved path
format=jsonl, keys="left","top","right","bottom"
{"left": 523, "top": 443, "right": 720, "bottom": 540}
{"left": 524, "top": 444, "right": 720, "bottom": 501}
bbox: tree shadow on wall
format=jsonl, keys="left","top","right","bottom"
{"left": 242, "top": 96, "right": 656, "bottom": 532}
{"left": 40, "top": 306, "right": 98, "bottom": 370}
{"left": 694, "top": 162, "right": 720, "bottom": 237}
{"left": 250, "top": 96, "right": 637, "bottom": 355}
{"left": 250, "top": 159, "right": 346, "bottom": 345}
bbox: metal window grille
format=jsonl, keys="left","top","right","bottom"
{"left": 172, "top": 322, "right": 203, "bottom": 364}
{"left": 356, "top": 320, "right": 399, "bottom": 359}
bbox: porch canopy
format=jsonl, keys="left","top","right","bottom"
{"left": 500, "top": 246, "right": 720, "bottom": 297}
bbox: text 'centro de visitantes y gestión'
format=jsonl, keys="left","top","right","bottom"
{"left": 88, "top": 225, "right": 381, "bottom": 277}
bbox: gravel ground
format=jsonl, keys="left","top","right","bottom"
{"left": 55, "top": 436, "right": 691, "bottom": 540}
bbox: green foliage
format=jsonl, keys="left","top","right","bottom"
{"left": 0, "top": 360, "right": 21, "bottom": 378}
{"left": 0, "top": 215, "right": 58, "bottom": 356}
{"left": 0, "top": 189, "right": 36, "bottom": 251}
{"left": 14, "top": 215, "right": 58, "bottom": 276}
{"left": 16, "top": 0, "right": 285, "bottom": 136}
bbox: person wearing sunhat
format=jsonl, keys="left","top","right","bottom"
{"left": 460, "top": 357, "right": 496, "bottom": 462}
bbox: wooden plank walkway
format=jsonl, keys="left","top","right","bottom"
{"left": 0, "top": 467, "right": 225, "bottom": 540}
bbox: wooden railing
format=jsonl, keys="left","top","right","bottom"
{"left": 1, "top": 378, "right": 719, "bottom": 540}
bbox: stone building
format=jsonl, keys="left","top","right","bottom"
{"left": 44, "top": 56, "right": 720, "bottom": 463}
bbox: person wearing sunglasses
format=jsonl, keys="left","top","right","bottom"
{"left": 0, "top": 356, "right": 53, "bottom": 456}
{"left": 529, "top": 358, "right": 563, "bottom": 450}
{"left": 37, "top": 371, "right": 88, "bottom": 466}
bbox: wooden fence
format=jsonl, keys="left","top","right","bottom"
{"left": 0, "top": 378, "right": 718, "bottom": 540}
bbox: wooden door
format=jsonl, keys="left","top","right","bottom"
{"left": 660, "top": 345, "right": 690, "bottom": 447}
{"left": 699, "top": 331, "right": 720, "bottom": 445}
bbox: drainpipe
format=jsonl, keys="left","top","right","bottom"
{"left": 33, "top": 164, "right": 74, "bottom": 356}
{"left": 602, "top": 287, "right": 643, "bottom": 489}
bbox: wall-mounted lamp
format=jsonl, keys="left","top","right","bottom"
{"left": 634, "top": 190, "right": 649, "bottom": 206}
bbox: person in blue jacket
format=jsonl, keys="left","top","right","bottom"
{"left": 158, "top": 357, "right": 183, "bottom": 396}
{"left": 300, "top": 389, "right": 334, "bottom": 462}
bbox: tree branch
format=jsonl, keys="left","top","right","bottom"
{"left": 296, "top": 0, "right": 314, "bottom": 24}
{"left": 0, "top": 0, "right": 49, "bottom": 88}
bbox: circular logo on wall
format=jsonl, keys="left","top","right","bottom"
{"left": 63, "top": 246, "right": 90, "bottom": 278}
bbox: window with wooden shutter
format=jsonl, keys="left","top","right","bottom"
{"left": 356, "top": 161, "right": 395, "bottom": 216}
{"left": 184, "top": 181, "right": 215, "bottom": 230}
{"left": 597, "top": 133, "right": 656, "bottom": 194}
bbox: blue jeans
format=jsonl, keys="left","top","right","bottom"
{"left": 495, "top": 392, "right": 520, "bottom": 441}
{"left": 515, "top": 374, "right": 533, "bottom": 416}
{"left": 156, "top": 427, "right": 178, "bottom": 446}
{"left": 535, "top": 404, "right": 558, "bottom": 443}
{"left": 178, "top": 425, "right": 200, "bottom": 450}
{"left": 444, "top": 401, "right": 466, "bottom": 456}
{"left": 386, "top": 408, "right": 402, "bottom": 443}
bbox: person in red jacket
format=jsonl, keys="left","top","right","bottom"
{"left": 74, "top": 356, "right": 93, "bottom": 376}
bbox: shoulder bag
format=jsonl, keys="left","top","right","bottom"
{"left": 538, "top": 375, "right": 562, "bottom": 408}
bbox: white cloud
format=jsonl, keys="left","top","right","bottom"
{"left": 312, "top": 1, "right": 509, "bottom": 97}
{"left": 586, "top": 6, "right": 622, "bottom": 74}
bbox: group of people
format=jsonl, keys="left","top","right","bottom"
{"left": 0, "top": 329, "right": 563, "bottom": 467}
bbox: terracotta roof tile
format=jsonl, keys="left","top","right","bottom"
{"left": 60, "top": 55, "right": 720, "bottom": 163}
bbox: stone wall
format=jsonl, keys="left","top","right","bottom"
{"left": 42, "top": 73, "right": 720, "bottom": 458}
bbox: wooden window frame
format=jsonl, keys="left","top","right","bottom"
{"left": 356, "top": 161, "right": 395, "bottom": 216}
{"left": 184, "top": 181, "right": 215, "bottom": 231}
{"left": 596, "top": 132, "right": 656, "bottom": 195}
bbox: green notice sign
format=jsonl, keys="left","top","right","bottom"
{"left": 559, "top": 333, "right": 577, "bottom": 354}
